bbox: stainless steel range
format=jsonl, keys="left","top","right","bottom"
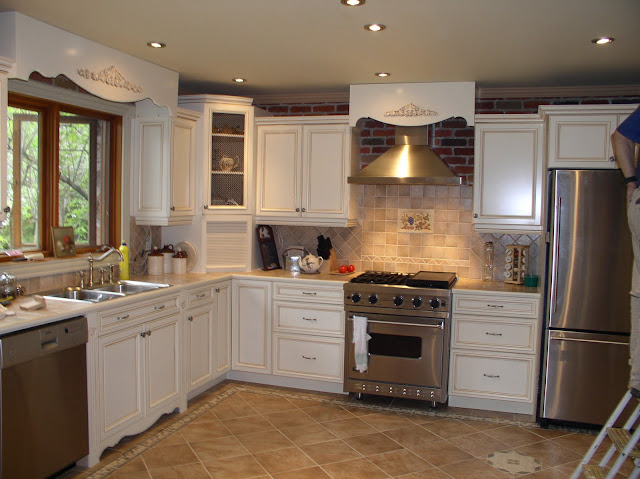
{"left": 344, "top": 271, "right": 457, "bottom": 405}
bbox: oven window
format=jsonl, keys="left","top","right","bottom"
{"left": 369, "top": 333, "right": 422, "bottom": 359}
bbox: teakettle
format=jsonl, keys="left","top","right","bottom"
{"left": 299, "top": 254, "right": 324, "bottom": 274}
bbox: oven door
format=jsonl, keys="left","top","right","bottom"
{"left": 346, "top": 312, "right": 444, "bottom": 388}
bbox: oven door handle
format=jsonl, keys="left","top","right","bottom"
{"left": 348, "top": 317, "right": 444, "bottom": 329}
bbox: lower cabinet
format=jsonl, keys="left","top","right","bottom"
{"left": 232, "top": 279, "right": 272, "bottom": 373}
{"left": 448, "top": 290, "right": 541, "bottom": 414}
{"left": 97, "top": 297, "right": 183, "bottom": 444}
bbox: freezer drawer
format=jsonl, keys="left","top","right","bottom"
{"left": 541, "top": 330, "right": 630, "bottom": 425}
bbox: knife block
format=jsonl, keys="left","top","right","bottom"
{"left": 319, "top": 248, "right": 339, "bottom": 273}
{"left": 504, "top": 245, "right": 529, "bottom": 284}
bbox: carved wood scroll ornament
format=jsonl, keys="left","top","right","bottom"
{"left": 385, "top": 102, "right": 437, "bottom": 118}
{"left": 77, "top": 65, "right": 143, "bottom": 93}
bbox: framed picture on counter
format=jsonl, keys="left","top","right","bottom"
{"left": 256, "top": 225, "right": 281, "bottom": 271}
{"left": 52, "top": 226, "right": 77, "bottom": 257}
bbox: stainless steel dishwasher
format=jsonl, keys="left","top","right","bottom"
{"left": 0, "top": 316, "right": 89, "bottom": 478}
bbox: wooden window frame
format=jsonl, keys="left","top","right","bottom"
{"left": 3, "top": 92, "right": 122, "bottom": 260}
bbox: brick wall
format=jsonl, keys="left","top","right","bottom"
{"left": 255, "top": 95, "right": 640, "bottom": 186}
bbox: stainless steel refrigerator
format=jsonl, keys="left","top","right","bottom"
{"left": 539, "top": 169, "right": 632, "bottom": 426}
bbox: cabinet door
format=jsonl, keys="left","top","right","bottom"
{"left": 473, "top": 122, "right": 543, "bottom": 232}
{"left": 547, "top": 114, "right": 618, "bottom": 168}
{"left": 256, "top": 124, "right": 301, "bottom": 217}
{"left": 232, "top": 280, "right": 272, "bottom": 373}
{"left": 0, "top": 71, "right": 8, "bottom": 223}
{"left": 170, "top": 115, "right": 197, "bottom": 220}
{"left": 98, "top": 325, "right": 144, "bottom": 441}
{"left": 144, "top": 314, "right": 182, "bottom": 415}
{"left": 186, "top": 305, "right": 215, "bottom": 392}
{"left": 302, "top": 125, "right": 349, "bottom": 218}
{"left": 214, "top": 281, "right": 232, "bottom": 377}
{"left": 133, "top": 118, "right": 170, "bottom": 221}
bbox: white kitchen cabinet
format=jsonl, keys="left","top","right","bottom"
{"left": 449, "top": 290, "right": 541, "bottom": 414}
{"left": 272, "top": 281, "right": 345, "bottom": 382}
{"left": 473, "top": 115, "right": 544, "bottom": 233}
{"left": 96, "top": 294, "right": 183, "bottom": 448}
{"left": 232, "top": 279, "right": 272, "bottom": 373}
{"left": 255, "top": 116, "right": 360, "bottom": 227}
{"left": 178, "top": 94, "right": 267, "bottom": 214}
{"left": 132, "top": 107, "right": 200, "bottom": 226}
{"left": 214, "top": 281, "right": 232, "bottom": 377}
{"left": 0, "top": 62, "right": 11, "bottom": 224}
{"left": 541, "top": 104, "right": 638, "bottom": 169}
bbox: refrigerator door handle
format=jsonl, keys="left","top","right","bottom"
{"left": 550, "top": 196, "right": 561, "bottom": 314}
{"left": 549, "top": 330, "right": 630, "bottom": 346}
{"left": 549, "top": 336, "right": 629, "bottom": 347}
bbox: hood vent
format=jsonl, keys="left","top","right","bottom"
{"left": 348, "top": 126, "right": 461, "bottom": 185}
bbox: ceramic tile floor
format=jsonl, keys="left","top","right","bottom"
{"left": 58, "top": 382, "right": 635, "bottom": 479}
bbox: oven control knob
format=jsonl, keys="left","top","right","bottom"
{"left": 368, "top": 294, "right": 379, "bottom": 304}
{"left": 351, "top": 293, "right": 362, "bottom": 303}
{"left": 429, "top": 298, "right": 441, "bottom": 309}
{"left": 412, "top": 297, "right": 423, "bottom": 308}
{"left": 393, "top": 296, "right": 403, "bottom": 306}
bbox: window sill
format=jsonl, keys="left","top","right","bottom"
{"left": 1, "top": 255, "right": 119, "bottom": 280}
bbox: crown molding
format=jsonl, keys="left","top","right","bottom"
{"left": 252, "top": 85, "right": 640, "bottom": 105}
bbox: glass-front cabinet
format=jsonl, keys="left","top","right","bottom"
{"left": 178, "top": 95, "right": 263, "bottom": 214}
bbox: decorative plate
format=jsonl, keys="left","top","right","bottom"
{"left": 175, "top": 241, "right": 197, "bottom": 272}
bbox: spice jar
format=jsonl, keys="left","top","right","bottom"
{"left": 172, "top": 248, "right": 187, "bottom": 275}
{"left": 160, "top": 244, "right": 174, "bottom": 274}
{"left": 147, "top": 247, "right": 164, "bottom": 275}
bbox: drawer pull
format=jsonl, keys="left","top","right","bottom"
{"left": 303, "top": 317, "right": 317, "bottom": 322}
{"left": 487, "top": 304, "right": 504, "bottom": 309}
{"left": 302, "top": 355, "right": 317, "bottom": 360}
{"left": 154, "top": 304, "right": 166, "bottom": 311}
{"left": 483, "top": 373, "right": 500, "bottom": 379}
{"left": 302, "top": 292, "right": 317, "bottom": 296}
{"left": 117, "top": 314, "right": 130, "bottom": 321}
{"left": 485, "top": 332, "right": 503, "bottom": 336}
{"left": 195, "top": 292, "right": 206, "bottom": 299}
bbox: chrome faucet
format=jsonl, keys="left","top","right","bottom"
{"left": 87, "top": 247, "right": 124, "bottom": 287}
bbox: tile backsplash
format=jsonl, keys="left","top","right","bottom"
{"left": 273, "top": 184, "right": 541, "bottom": 281}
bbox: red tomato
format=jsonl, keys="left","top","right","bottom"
{"left": 339, "top": 265, "right": 348, "bottom": 274}
{"left": 347, "top": 264, "right": 356, "bottom": 273}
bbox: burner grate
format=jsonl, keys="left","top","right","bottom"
{"left": 350, "top": 271, "right": 411, "bottom": 285}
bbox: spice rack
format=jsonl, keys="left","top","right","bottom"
{"left": 504, "top": 245, "right": 529, "bottom": 284}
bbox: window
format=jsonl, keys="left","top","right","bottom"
{"left": 1, "top": 93, "right": 121, "bottom": 256}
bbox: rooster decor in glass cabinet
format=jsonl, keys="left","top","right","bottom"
{"left": 178, "top": 95, "right": 265, "bottom": 213}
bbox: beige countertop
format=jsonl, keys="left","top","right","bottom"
{"left": 454, "top": 278, "right": 541, "bottom": 295}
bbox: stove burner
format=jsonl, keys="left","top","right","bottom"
{"left": 349, "top": 271, "right": 411, "bottom": 285}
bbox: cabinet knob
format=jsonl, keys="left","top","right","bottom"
{"left": 473, "top": 213, "right": 478, "bottom": 218}
{"left": 204, "top": 205, "right": 209, "bottom": 209}
{"left": 295, "top": 208, "right": 300, "bottom": 212}
{"left": 609, "top": 156, "right": 615, "bottom": 162}
{"left": 187, "top": 316, "right": 193, "bottom": 322}
{"left": 215, "top": 288, "right": 220, "bottom": 293}
{"left": 170, "top": 206, "right": 176, "bottom": 211}
{"left": 140, "top": 331, "right": 147, "bottom": 338}
{"left": 301, "top": 208, "right": 306, "bottom": 212}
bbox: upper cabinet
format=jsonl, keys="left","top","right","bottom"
{"left": 473, "top": 115, "right": 544, "bottom": 233}
{"left": 132, "top": 107, "right": 200, "bottom": 226}
{"left": 541, "top": 104, "right": 639, "bottom": 169}
{"left": 0, "top": 62, "right": 10, "bottom": 224}
{"left": 178, "top": 95, "right": 266, "bottom": 214}
{"left": 255, "top": 116, "right": 360, "bottom": 227}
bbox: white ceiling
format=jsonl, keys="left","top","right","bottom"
{"left": 1, "top": 0, "right": 639, "bottom": 99}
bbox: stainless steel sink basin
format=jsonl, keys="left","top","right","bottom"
{"left": 92, "top": 280, "right": 170, "bottom": 294}
{"left": 43, "top": 288, "right": 125, "bottom": 303}
{"left": 41, "top": 281, "right": 171, "bottom": 303}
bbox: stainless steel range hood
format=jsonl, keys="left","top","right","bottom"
{"left": 347, "top": 126, "right": 461, "bottom": 185}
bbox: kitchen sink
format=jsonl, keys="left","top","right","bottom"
{"left": 92, "top": 280, "right": 170, "bottom": 294}
{"left": 41, "top": 281, "right": 171, "bottom": 303}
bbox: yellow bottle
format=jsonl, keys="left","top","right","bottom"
{"left": 119, "top": 243, "right": 130, "bottom": 280}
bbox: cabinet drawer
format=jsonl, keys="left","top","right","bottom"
{"left": 453, "top": 316, "right": 537, "bottom": 353}
{"left": 273, "top": 301, "right": 344, "bottom": 336}
{"left": 273, "top": 334, "right": 344, "bottom": 382}
{"left": 100, "top": 294, "right": 180, "bottom": 332}
{"left": 450, "top": 351, "right": 534, "bottom": 402}
{"left": 273, "top": 282, "right": 343, "bottom": 303}
{"left": 453, "top": 293, "right": 539, "bottom": 319}
{"left": 186, "top": 284, "right": 215, "bottom": 309}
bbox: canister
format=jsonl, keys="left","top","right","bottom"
{"left": 147, "top": 247, "right": 164, "bottom": 275}
{"left": 160, "top": 244, "right": 174, "bottom": 274}
{"left": 172, "top": 248, "right": 187, "bottom": 275}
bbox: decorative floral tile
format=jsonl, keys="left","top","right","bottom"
{"left": 398, "top": 209, "right": 434, "bottom": 233}
{"left": 487, "top": 450, "right": 542, "bottom": 474}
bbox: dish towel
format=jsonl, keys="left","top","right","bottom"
{"left": 352, "top": 315, "right": 372, "bottom": 373}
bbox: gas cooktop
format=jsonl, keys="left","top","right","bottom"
{"left": 349, "top": 271, "right": 457, "bottom": 289}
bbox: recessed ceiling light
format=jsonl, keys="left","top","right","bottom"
{"left": 592, "top": 37, "right": 614, "bottom": 45}
{"left": 146, "top": 41, "right": 166, "bottom": 49}
{"left": 365, "top": 24, "right": 386, "bottom": 32}
{"left": 375, "top": 72, "right": 391, "bottom": 78}
{"left": 341, "top": 0, "right": 365, "bottom": 5}
{"left": 232, "top": 78, "right": 246, "bottom": 83}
